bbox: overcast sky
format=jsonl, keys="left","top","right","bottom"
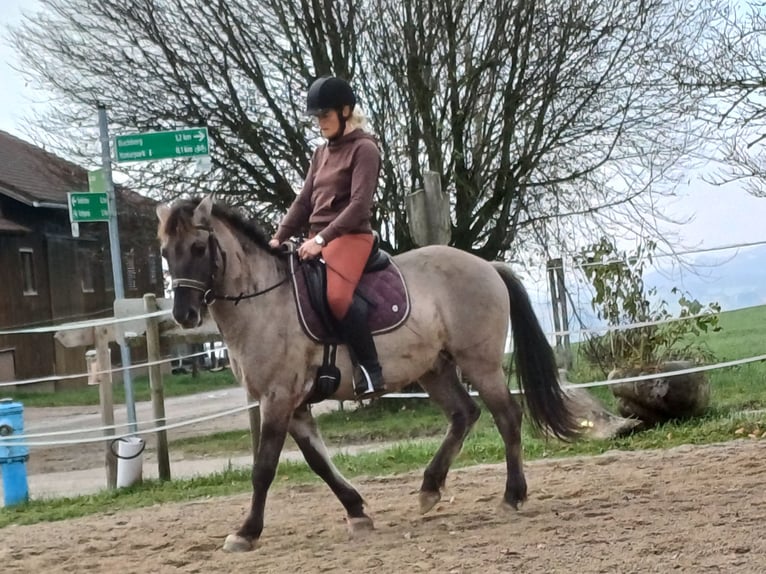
{"left": 2, "top": 0, "right": 764, "bottom": 254}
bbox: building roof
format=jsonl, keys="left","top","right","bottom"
{"left": 0, "top": 129, "right": 156, "bottom": 209}
{"left": 0, "top": 215, "right": 31, "bottom": 234}
{"left": 0, "top": 130, "right": 87, "bottom": 205}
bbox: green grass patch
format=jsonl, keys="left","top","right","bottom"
{"left": 172, "top": 398, "right": 446, "bottom": 457}
{"left": 565, "top": 303, "right": 766, "bottom": 411}
{"left": 9, "top": 370, "right": 239, "bottom": 408}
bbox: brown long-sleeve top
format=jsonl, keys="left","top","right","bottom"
{"left": 274, "top": 129, "right": 381, "bottom": 245}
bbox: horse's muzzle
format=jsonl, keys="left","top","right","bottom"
{"left": 173, "top": 306, "right": 202, "bottom": 329}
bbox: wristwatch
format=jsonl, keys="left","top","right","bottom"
{"left": 314, "top": 234, "right": 325, "bottom": 246}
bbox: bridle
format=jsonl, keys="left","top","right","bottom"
{"left": 170, "top": 224, "right": 291, "bottom": 306}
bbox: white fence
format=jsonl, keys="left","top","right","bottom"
{"left": 1, "top": 238, "right": 765, "bottom": 450}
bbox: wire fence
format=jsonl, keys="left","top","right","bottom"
{"left": 2, "top": 350, "right": 765, "bottom": 448}
{"left": 0, "top": 237, "right": 764, "bottom": 448}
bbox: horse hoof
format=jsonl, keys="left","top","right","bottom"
{"left": 419, "top": 490, "right": 441, "bottom": 514}
{"left": 346, "top": 516, "right": 375, "bottom": 538}
{"left": 500, "top": 500, "right": 522, "bottom": 513}
{"left": 223, "top": 534, "right": 254, "bottom": 552}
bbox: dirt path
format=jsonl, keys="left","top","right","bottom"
{"left": 21, "top": 391, "right": 350, "bottom": 475}
{"left": 2, "top": 440, "right": 764, "bottom": 573}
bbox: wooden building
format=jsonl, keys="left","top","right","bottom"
{"left": 0, "top": 130, "right": 163, "bottom": 391}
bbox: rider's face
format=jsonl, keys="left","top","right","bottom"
{"left": 314, "top": 106, "right": 350, "bottom": 139}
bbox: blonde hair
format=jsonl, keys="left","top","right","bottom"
{"left": 347, "top": 106, "right": 371, "bottom": 132}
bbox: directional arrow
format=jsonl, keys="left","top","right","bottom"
{"left": 114, "top": 127, "right": 210, "bottom": 163}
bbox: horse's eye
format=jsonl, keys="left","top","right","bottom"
{"left": 191, "top": 240, "right": 207, "bottom": 257}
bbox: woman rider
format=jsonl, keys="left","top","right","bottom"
{"left": 268, "top": 76, "right": 385, "bottom": 398}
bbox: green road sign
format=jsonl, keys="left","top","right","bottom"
{"left": 88, "top": 169, "right": 107, "bottom": 193}
{"left": 68, "top": 192, "right": 110, "bottom": 222}
{"left": 114, "top": 127, "right": 209, "bottom": 163}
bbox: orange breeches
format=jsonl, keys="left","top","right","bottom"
{"left": 321, "top": 233, "right": 374, "bottom": 320}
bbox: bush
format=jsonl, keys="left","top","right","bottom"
{"left": 576, "top": 238, "right": 721, "bottom": 372}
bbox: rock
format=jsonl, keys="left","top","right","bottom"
{"left": 608, "top": 360, "right": 710, "bottom": 427}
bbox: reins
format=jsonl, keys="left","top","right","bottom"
{"left": 203, "top": 275, "right": 291, "bottom": 306}
{"left": 171, "top": 224, "right": 293, "bottom": 306}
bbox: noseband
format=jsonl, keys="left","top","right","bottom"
{"left": 170, "top": 224, "right": 224, "bottom": 305}
{"left": 171, "top": 224, "right": 290, "bottom": 306}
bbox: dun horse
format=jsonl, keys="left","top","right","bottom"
{"left": 157, "top": 196, "right": 579, "bottom": 552}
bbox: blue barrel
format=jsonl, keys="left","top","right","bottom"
{"left": 0, "top": 398, "right": 29, "bottom": 506}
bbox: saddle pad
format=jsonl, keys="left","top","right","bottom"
{"left": 290, "top": 255, "right": 411, "bottom": 343}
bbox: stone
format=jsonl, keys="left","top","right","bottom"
{"left": 608, "top": 360, "right": 710, "bottom": 427}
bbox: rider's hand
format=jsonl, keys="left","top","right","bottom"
{"left": 268, "top": 238, "right": 280, "bottom": 249}
{"left": 298, "top": 238, "right": 323, "bottom": 260}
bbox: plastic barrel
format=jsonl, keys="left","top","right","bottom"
{"left": 115, "top": 436, "right": 145, "bottom": 488}
{"left": 0, "top": 399, "right": 29, "bottom": 506}
{"left": 1, "top": 460, "right": 29, "bottom": 506}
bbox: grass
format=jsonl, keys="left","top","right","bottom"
{"left": 2, "top": 304, "right": 766, "bottom": 527}
{"left": 8, "top": 370, "right": 239, "bottom": 408}
{"left": 566, "top": 303, "right": 766, "bottom": 412}
{"left": 172, "top": 397, "right": 447, "bottom": 456}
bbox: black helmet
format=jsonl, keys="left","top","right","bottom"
{"left": 305, "top": 76, "right": 356, "bottom": 116}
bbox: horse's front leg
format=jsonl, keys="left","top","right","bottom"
{"left": 289, "top": 404, "right": 374, "bottom": 536}
{"left": 223, "top": 398, "right": 292, "bottom": 552}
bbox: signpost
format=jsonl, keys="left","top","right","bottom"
{"left": 88, "top": 168, "right": 107, "bottom": 194}
{"left": 67, "top": 115, "right": 213, "bottom": 434}
{"left": 114, "top": 127, "right": 209, "bottom": 163}
{"left": 68, "top": 191, "right": 110, "bottom": 223}
{"left": 98, "top": 104, "right": 139, "bottom": 434}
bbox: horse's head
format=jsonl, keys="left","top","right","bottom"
{"left": 157, "top": 195, "right": 221, "bottom": 328}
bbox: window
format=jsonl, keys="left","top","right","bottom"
{"left": 79, "top": 247, "right": 95, "bottom": 293}
{"left": 103, "top": 248, "right": 114, "bottom": 292}
{"left": 19, "top": 248, "right": 36, "bottom": 295}
{"left": 148, "top": 250, "right": 158, "bottom": 286}
{"left": 125, "top": 249, "right": 137, "bottom": 291}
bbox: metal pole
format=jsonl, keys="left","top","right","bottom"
{"left": 98, "top": 103, "right": 138, "bottom": 434}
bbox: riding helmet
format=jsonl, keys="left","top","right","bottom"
{"left": 305, "top": 76, "right": 356, "bottom": 116}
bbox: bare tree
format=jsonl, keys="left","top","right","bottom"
{"left": 10, "top": 0, "right": 720, "bottom": 258}
{"left": 11, "top": 0, "right": 357, "bottom": 222}
{"left": 359, "top": 0, "right": 720, "bottom": 256}
{"left": 669, "top": 1, "right": 766, "bottom": 197}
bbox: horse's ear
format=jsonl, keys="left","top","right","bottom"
{"left": 156, "top": 204, "right": 171, "bottom": 226}
{"left": 193, "top": 194, "right": 214, "bottom": 227}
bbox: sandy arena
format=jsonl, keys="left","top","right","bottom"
{"left": 2, "top": 439, "right": 764, "bottom": 573}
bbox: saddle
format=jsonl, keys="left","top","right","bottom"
{"left": 289, "top": 235, "right": 411, "bottom": 344}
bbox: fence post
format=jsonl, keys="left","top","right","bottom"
{"left": 94, "top": 325, "right": 117, "bottom": 489}
{"left": 405, "top": 170, "right": 451, "bottom": 246}
{"left": 143, "top": 293, "right": 171, "bottom": 481}
{"left": 556, "top": 262, "right": 572, "bottom": 360}
{"left": 547, "top": 258, "right": 572, "bottom": 369}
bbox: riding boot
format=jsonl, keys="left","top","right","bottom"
{"left": 337, "top": 297, "right": 386, "bottom": 398}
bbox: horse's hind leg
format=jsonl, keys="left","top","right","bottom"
{"left": 289, "top": 404, "right": 374, "bottom": 535}
{"left": 418, "top": 358, "right": 481, "bottom": 514}
{"left": 458, "top": 359, "right": 527, "bottom": 510}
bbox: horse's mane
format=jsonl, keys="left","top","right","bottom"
{"left": 163, "top": 198, "right": 274, "bottom": 251}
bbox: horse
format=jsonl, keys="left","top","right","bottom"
{"left": 157, "top": 195, "right": 579, "bottom": 553}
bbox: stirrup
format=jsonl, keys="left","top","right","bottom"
{"left": 353, "top": 365, "right": 386, "bottom": 399}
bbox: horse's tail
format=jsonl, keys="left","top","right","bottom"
{"left": 492, "top": 262, "right": 580, "bottom": 441}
